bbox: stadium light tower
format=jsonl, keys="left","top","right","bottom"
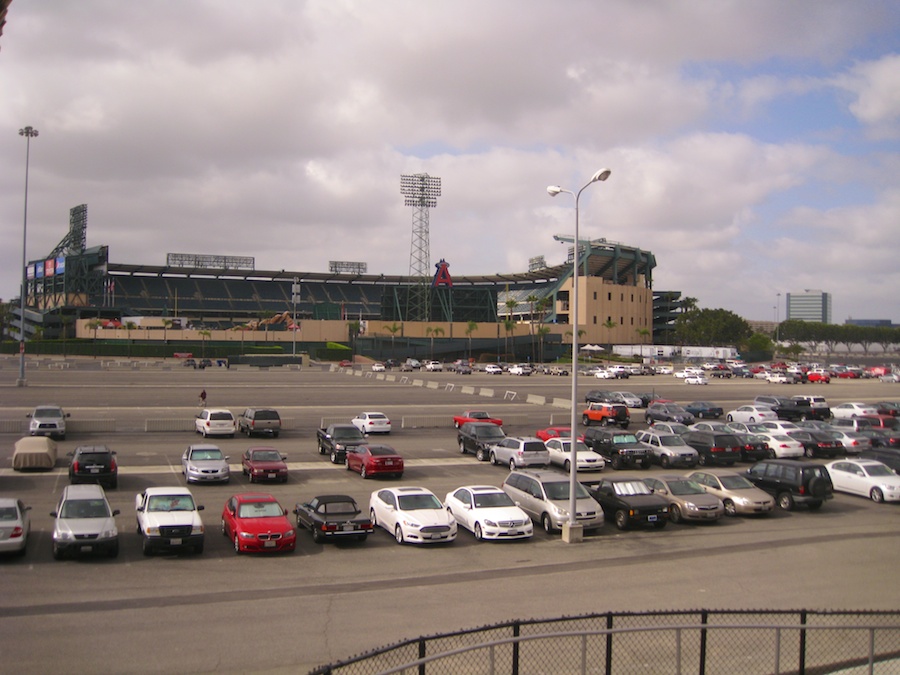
{"left": 547, "top": 168, "right": 611, "bottom": 544}
{"left": 400, "top": 173, "right": 441, "bottom": 322}
{"left": 17, "top": 125, "right": 38, "bottom": 387}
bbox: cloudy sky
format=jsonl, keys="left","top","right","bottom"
{"left": 2, "top": 1, "right": 899, "bottom": 323}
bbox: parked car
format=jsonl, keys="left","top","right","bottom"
{"left": 634, "top": 430, "right": 699, "bottom": 469}
{"left": 457, "top": 421, "right": 506, "bottom": 462}
{"left": 317, "top": 424, "right": 367, "bottom": 464}
{"left": 731, "top": 433, "right": 772, "bottom": 462}
{"left": 685, "top": 471, "right": 774, "bottom": 517}
{"left": 27, "top": 405, "right": 69, "bottom": 440}
{"left": 825, "top": 459, "right": 900, "bottom": 503}
{"left": 745, "top": 459, "right": 833, "bottom": 511}
{"left": 582, "top": 402, "right": 630, "bottom": 428}
{"left": 790, "top": 396, "right": 831, "bottom": 421}
{"left": 369, "top": 487, "right": 457, "bottom": 544}
{"left": 535, "top": 426, "right": 574, "bottom": 442}
{"left": 585, "top": 389, "right": 614, "bottom": 404}
{"left": 649, "top": 421, "right": 691, "bottom": 437}
{"left": 0, "top": 497, "right": 31, "bottom": 556}
{"left": 681, "top": 430, "right": 743, "bottom": 466}
{"left": 237, "top": 408, "right": 281, "bottom": 438}
{"left": 859, "top": 447, "right": 900, "bottom": 473}
{"left": 691, "top": 422, "right": 732, "bottom": 433}
{"left": 857, "top": 428, "right": 900, "bottom": 448}
{"left": 195, "top": 408, "right": 236, "bottom": 438}
{"left": 221, "top": 493, "right": 296, "bottom": 553}
{"left": 584, "top": 477, "right": 669, "bottom": 530}
{"left": 831, "top": 402, "right": 879, "bottom": 419}
{"left": 785, "top": 430, "right": 844, "bottom": 459}
{"left": 642, "top": 475, "right": 725, "bottom": 524}
{"left": 370, "top": 362, "right": 386, "bottom": 372}
{"left": 488, "top": 437, "right": 550, "bottom": 470}
{"left": 608, "top": 391, "right": 643, "bottom": 408}
{"left": 423, "top": 360, "right": 444, "bottom": 372}
{"left": 453, "top": 410, "right": 503, "bottom": 428}
{"left": 50, "top": 484, "right": 120, "bottom": 559}
{"left": 345, "top": 444, "right": 404, "bottom": 479}
{"left": 684, "top": 401, "right": 724, "bottom": 419}
{"left": 582, "top": 428, "right": 652, "bottom": 470}
{"left": 501, "top": 469, "right": 604, "bottom": 533}
{"left": 67, "top": 445, "right": 118, "bottom": 489}
{"left": 684, "top": 374, "right": 709, "bottom": 385}
{"left": 444, "top": 485, "right": 533, "bottom": 541}
{"left": 134, "top": 486, "right": 205, "bottom": 555}
{"left": 753, "top": 395, "right": 812, "bottom": 421}
{"left": 544, "top": 438, "right": 606, "bottom": 472}
{"left": 875, "top": 401, "right": 900, "bottom": 416}
{"left": 645, "top": 403, "right": 695, "bottom": 425}
{"left": 508, "top": 364, "right": 533, "bottom": 376}
{"left": 725, "top": 405, "right": 778, "bottom": 424}
{"left": 754, "top": 432, "right": 805, "bottom": 459}
{"left": 241, "top": 447, "right": 289, "bottom": 483}
{"left": 484, "top": 364, "right": 503, "bottom": 375}
{"left": 824, "top": 429, "right": 871, "bottom": 454}
{"left": 11, "top": 436, "right": 57, "bottom": 471}
{"left": 350, "top": 411, "right": 392, "bottom": 435}
{"left": 293, "top": 494, "right": 373, "bottom": 543}
{"left": 831, "top": 417, "right": 877, "bottom": 433}
{"left": 181, "top": 444, "right": 230, "bottom": 484}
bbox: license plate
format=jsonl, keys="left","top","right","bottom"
{"left": 429, "top": 533, "right": 443, "bottom": 539}
{"left": 264, "top": 540, "right": 276, "bottom": 548}
{"left": 80, "top": 545, "right": 93, "bottom": 552}
{"left": 385, "top": 460, "right": 394, "bottom": 465}
{"left": 90, "top": 468, "right": 100, "bottom": 473}
{"left": 267, "top": 473, "right": 276, "bottom": 479}
{"left": 342, "top": 523, "right": 354, "bottom": 531}
{"left": 648, "top": 515, "right": 657, "bottom": 522}
{"left": 169, "top": 538, "right": 182, "bottom": 545}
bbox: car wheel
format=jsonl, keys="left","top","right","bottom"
{"left": 807, "top": 500, "right": 823, "bottom": 510}
{"left": 476, "top": 448, "right": 486, "bottom": 462}
{"left": 767, "top": 448, "right": 777, "bottom": 459}
{"left": 318, "top": 443, "right": 325, "bottom": 455}
{"left": 369, "top": 508, "right": 377, "bottom": 527}
{"left": 273, "top": 431, "right": 280, "bottom": 438}
{"left": 800, "top": 414, "right": 808, "bottom": 422}
{"left": 777, "top": 492, "right": 794, "bottom": 511}
{"left": 474, "top": 523, "right": 484, "bottom": 541}
{"left": 582, "top": 415, "right": 591, "bottom": 426}
{"left": 611, "top": 455, "right": 622, "bottom": 470}
{"left": 459, "top": 441, "right": 467, "bottom": 454}
{"left": 804, "top": 447, "right": 816, "bottom": 458}
{"left": 233, "top": 534, "right": 242, "bottom": 554}
{"left": 509, "top": 458, "right": 517, "bottom": 471}
{"left": 109, "top": 479, "right": 117, "bottom": 490}
{"left": 490, "top": 452, "right": 497, "bottom": 466}
{"left": 698, "top": 454, "right": 708, "bottom": 466}
{"left": 248, "top": 472, "right": 255, "bottom": 484}
{"left": 641, "top": 460, "right": 652, "bottom": 470}
{"left": 142, "top": 538, "right": 154, "bottom": 556}
{"left": 52, "top": 543, "right": 64, "bottom": 560}
{"left": 107, "top": 541, "right": 119, "bottom": 558}
{"left": 723, "top": 500, "right": 737, "bottom": 517}
{"left": 749, "top": 417, "right": 755, "bottom": 423}
{"left": 541, "top": 513, "right": 555, "bottom": 534}
{"left": 330, "top": 451, "right": 338, "bottom": 464}
{"left": 660, "top": 456, "right": 671, "bottom": 469}
{"left": 669, "top": 505, "right": 682, "bottom": 523}
{"left": 726, "top": 414, "right": 734, "bottom": 422}
{"left": 361, "top": 465, "right": 368, "bottom": 479}
{"left": 221, "top": 519, "right": 228, "bottom": 537}
{"left": 868, "top": 487, "right": 885, "bottom": 503}
{"left": 563, "top": 460, "right": 571, "bottom": 473}
{"left": 312, "top": 526, "right": 323, "bottom": 544}
{"left": 394, "top": 525, "right": 405, "bottom": 544}
{"left": 194, "top": 541, "right": 204, "bottom": 555}
{"left": 357, "top": 534, "right": 367, "bottom": 542}
{"left": 614, "top": 510, "right": 628, "bottom": 530}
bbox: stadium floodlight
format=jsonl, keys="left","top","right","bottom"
{"left": 17, "top": 126, "right": 38, "bottom": 387}
{"left": 546, "top": 168, "right": 611, "bottom": 544}
{"left": 401, "top": 173, "right": 441, "bottom": 321}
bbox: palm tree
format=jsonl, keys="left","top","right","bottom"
{"left": 199, "top": 329, "right": 211, "bottom": 358}
{"left": 426, "top": 326, "right": 445, "bottom": 359}
{"left": 86, "top": 319, "right": 102, "bottom": 358}
{"left": 124, "top": 321, "right": 137, "bottom": 357}
{"left": 162, "top": 318, "right": 174, "bottom": 344}
{"left": 59, "top": 315, "right": 73, "bottom": 358}
{"left": 603, "top": 319, "right": 618, "bottom": 364}
{"left": 383, "top": 322, "right": 402, "bottom": 354}
{"left": 536, "top": 325, "right": 551, "bottom": 364}
{"left": 525, "top": 293, "right": 540, "bottom": 362}
{"left": 465, "top": 320, "right": 478, "bottom": 360}
{"left": 635, "top": 327, "right": 651, "bottom": 360}
{"left": 503, "top": 318, "right": 516, "bottom": 360}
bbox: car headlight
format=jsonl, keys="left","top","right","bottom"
{"left": 101, "top": 527, "right": 117, "bottom": 538}
{"left": 191, "top": 525, "right": 205, "bottom": 535}
{"left": 239, "top": 531, "right": 255, "bottom": 539}
{"left": 284, "top": 529, "right": 295, "bottom": 538}
{"left": 401, "top": 519, "right": 421, "bottom": 529}
{"left": 484, "top": 519, "right": 498, "bottom": 527}
{"left": 145, "top": 526, "right": 160, "bottom": 536}
{"left": 54, "top": 530, "right": 73, "bottom": 541}
{"left": 684, "top": 502, "right": 700, "bottom": 511}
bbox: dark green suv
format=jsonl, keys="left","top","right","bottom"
{"left": 744, "top": 459, "right": 833, "bottom": 511}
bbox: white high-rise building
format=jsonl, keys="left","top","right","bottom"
{"left": 786, "top": 290, "right": 832, "bottom": 323}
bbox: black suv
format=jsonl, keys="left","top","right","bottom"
{"left": 585, "top": 477, "right": 669, "bottom": 530}
{"left": 237, "top": 408, "right": 282, "bottom": 438}
{"left": 457, "top": 421, "right": 506, "bottom": 462}
{"left": 582, "top": 428, "right": 652, "bottom": 470}
{"left": 753, "top": 395, "right": 812, "bottom": 422}
{"left": 67, "top": 445, "right": 118, "bottom": 489}
{"left": 745, "top": 459, "right": 833, "bottom": 511}
{"left": 584, "top": 390, "right": 614, "bottom": 404}
{"left": 682, "top": 431, "right": 743, "bottom": 466}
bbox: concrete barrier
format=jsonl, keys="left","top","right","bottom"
{"left": 145, "top": 419, "right": 195, "bottom": 432}
{"left": 412, "top": 379, "right": 424, "bottom": 387}
{"left": 526, "top": 394, "right": 547, "bottom": 405}
{"left": 461, "top": 386, "right": 476, "bottom": 395}
{"left": 551, "top": 397, "right": 573, "bottom": 409}
{"left": 479, "top": 388, "right": 494, "bottom": 397}
{"left": 426, "top": 381, "right": 439, "bottom": 390}
{"left": 68, "top": 420, "right": 117, "bottom": 433}
{"left": 0, "top": 421, "right": 25, "bottom": 433}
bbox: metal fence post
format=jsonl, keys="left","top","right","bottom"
{"left": 419, "top": 637, "right": 426, "bottom": 675}
{"left": 699, "top": 610, "right": 709, "bottom": 675}
{"left": 512, "top": 621, "right": 520, "bottom": 675}
{"left": 606, "top": 613, "right": 613, "bottom": 675}
{"left": 799, "top": 610, "right": 807, "bottom": 675}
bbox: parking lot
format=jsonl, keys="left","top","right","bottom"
{"left": 1, "top": 362, "right": 898, "bottom": 674}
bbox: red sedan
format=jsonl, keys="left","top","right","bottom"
{"left": 241, "top": 447, "right": 289, "bottom": 483}
{"left": 345, "top": 444, "right": 404, "bottom": 479}
{"left": 806, "top": 372, "right": 831, "bottom": 383}
{"left": 453, "top": 410, "right": 503, "bottom": 428}
{"left": 221, "top": 493, "right": 296, "bottom": 554}
{"left": 534, "top": 426, "right": 583, "bottom": 442}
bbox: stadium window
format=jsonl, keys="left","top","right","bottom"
{"left": 593, "top": 316, "right": 597, "bottom": 324}
{"left": 607, "top": 292, "right": 611, "bottom": 301}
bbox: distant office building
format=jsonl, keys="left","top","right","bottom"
{"left": 786, "top": 290, "right": 832, "bottom": 323}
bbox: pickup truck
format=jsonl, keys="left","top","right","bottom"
{"left": 582, "top": 428, "right": 652, "bottom": 470}
{"left": 135, "top": 487, "right": 205, "bottom": 556}
{"left": 581, "top": 402, "right": 630, "bottom": 429}
{"left": 317, "top": 424, "right": 367, "bottom": 464}
{"left": 453, "top": 410, "right": 503, "bottom": 429}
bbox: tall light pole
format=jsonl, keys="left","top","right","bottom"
{"left": 776, "top": 292, "right": 781, "bottom": 343}
{"left": 547, "top": 168, "right": 611, "bottom": 544}
{"left": 291, "top": 278, "right": 300, "bottom": 357}
{"left": 17, "top": 126, "right": 39, "bottom": 388}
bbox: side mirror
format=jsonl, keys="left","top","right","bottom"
{"left": 281, "top": 454, "right": 287, "bottom": 460}
{"left": 112, "top": 509, "right": 121, "bottom": 516}
{"left": 197, "top": 505, "right": 205, "bottom": 511}
{"left": 50, "top": 511, "right": 58, "bottom": 517}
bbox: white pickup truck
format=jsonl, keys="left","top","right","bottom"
{"left": 135, "top": 487, "right": 205, "bottom": 556}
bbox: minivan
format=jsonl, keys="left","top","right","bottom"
{"left": 501, "top": 469, "right": 604, "bottom": 533}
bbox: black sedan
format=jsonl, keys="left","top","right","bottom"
{"left": 293, "top": 495, "right": 374, "bottom": 543}
{"left": 684, "top": 401, "right": 724, "bottom": 419}
{"left": 857, "top": 428, "right": 900, "bottom": 449}
{"left": 786, "top": 430, "right": 845, "bottom": 458}
{"left": 584, "top": 477, "right": 669, "bottom": 530}
{"left": 733, "top": 433, "right": 771, "bottom": 462}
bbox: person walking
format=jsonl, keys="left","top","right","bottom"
{"left": 198, "top": 389, "right": 207, "bottom": 407}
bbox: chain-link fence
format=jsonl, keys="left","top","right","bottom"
{"left": 309, "top": 609, "right": 900, "bottom": 675}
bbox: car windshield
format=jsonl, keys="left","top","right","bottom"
{"left": 556, "top": 441, "right": 590, "bottom": 453}
{"left": 398, "top": 494, "right": 443, "bottom": 510}
{"left": 473, "top": 493, "right": 515, "bottom": 508}
{"left": 148, "top": 495, "right": 195, "bottom": 511}
{"left": 658, "top": 436, "right": 687, "bottom": 447}
{"left": 612, "top": 434, "right": 638, "bottom": 444}
{"left": 35, "top": 408, "right": 63, "bottom": 418}
{"left": 238, "top": 501, "right": 284, "bottom": 518}
{"left": 334, "top": 428, "right": 364, "bottom": 439}
{"left": 612, "top": 481, "right": 653, "bottom": 496}
{"left": 667, "top": 424, "right": 689, "bottom": 435}
{"left": 210, "top": 412, "right": 233, "bottom": 421}
{"left": 367, "top": 413, "right": 387, "bottom": 420}
{"left": 664, "top": 405, "right": 688, "bottom": 413}
{"left": 665, "top": 480, "right": 705, "bottom": 496}
{"left": 475, "top": 427, "right": 505, "bottom": 440}
{"left": 251, "top": 450, "right": 282, "bottom": 462}
{"left": 61, "top": 499, "right": 110, "bottom": 519}
{"left": 0, "top": 507, "right": 19, "bottom": 520}
{"left": 318, "top": 501, "right": 358, "bottom": 515}
{"left": 76, "top": 452, "right": 110, "bottom": 462}
{"left": 863, "top": 464, "right": 894, "bottom": 477}
{"left": 719, "top": 475, "right": 754, "bottom": 490}
{"left": 544, "top": 481, "right": 591, "bottom": 501}
{"left": 191, "top": 449, "right": 223, "bottom": 461}
{"left": 469, "top": 412, "right": 490, "bottom": 419}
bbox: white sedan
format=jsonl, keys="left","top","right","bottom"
{"left": 484, "top": 364, "right": 503, "bottom": 375}
{"left": 351, "top": 411, "right": 391, "bottom": 434}
{"left": 725, "top": 406, "right": 779, "bottom": 423}
{"left": 544, "top": 438, "right": 606, "bottom": 472}
{"left": 766, "top": 373, "right": 791, "bottom": 384}
{"left": 594, "top": 369, "right": 615, "bottom": 379}
{"left": 369, "top": 487, "right": 457, "bottom": 545}
{"left": 760, "top": 420, "right": 801, "bottom": 434}
{"left": 685, "top": 375, "right": 709, "bottom": 385}
{"left": 0, "top": 497, "right": 31, "bottom": 555}
{"left": 370, "top": 362, "right": 386, "bottom": 372}
{"left": 831, "top": 402, "right": 879, "bottom": 419}
{"left": 755, "top": 432, "right": 804, "bottom": 458}
{"left": 825, "top": 459, "right": 900, "bottom": 503}
{"left": 443, "top": 486, "right": 533, "bottom": 540}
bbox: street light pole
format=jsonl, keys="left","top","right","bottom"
{"left": 17, "top": 126, "right": 38, "bottom": 388}
{"left": 547, "top": 168, "right": 611, "bottom": 544}
{"left": 291, "top": 278, "right": 300, "bottom": 357}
